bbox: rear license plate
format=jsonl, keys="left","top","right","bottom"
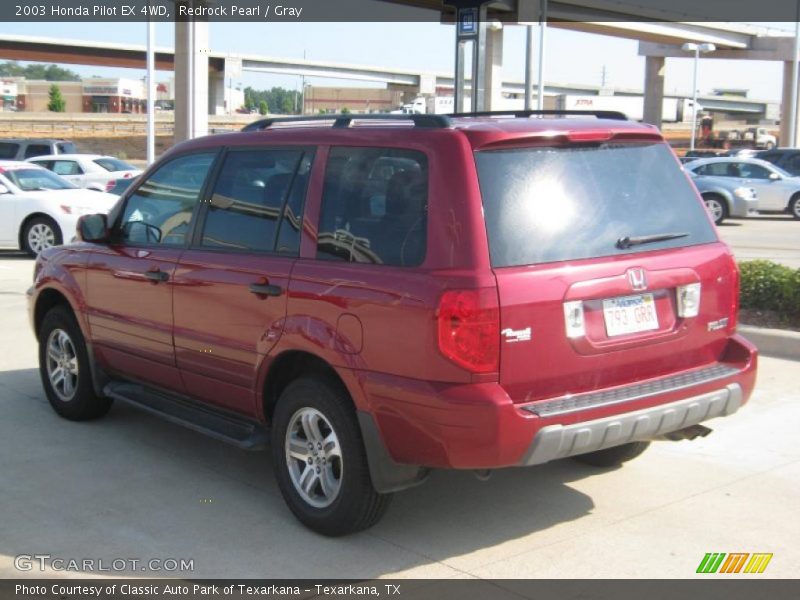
{"left": 602, "top": 293, "right": 659, "bottom": 337}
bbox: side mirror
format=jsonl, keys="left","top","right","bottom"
{"left": 769, "top": 172, "right": 780, "bottom": 181}
{"left": 0, "top": 183, "right": 10, "bottom": 195}
{"left": 77, "top": 214, "right": 109, "bottom": 243}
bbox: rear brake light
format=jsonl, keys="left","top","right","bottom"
{"left": 437, "top": 289, "right": 499, "bottom": 373}
{"left": 105, "top": 180, "right": 116, "bottom": 192}
{"left": 730, "top": 264, "right": 740, "bottom": 330}
{"left": 677, "top": 283, "right": 702, "bottom": 318}
{"left": 563, "top": 300, "right": 586, "bottom": 338}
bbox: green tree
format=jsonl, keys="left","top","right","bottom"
{"left": 47, "top": 84, "right": 66, "bottom": 112}
{"left": 0, "top": 61, "right": 80, "bottom": 82}
{"left": 281, "top": 96, "right": 294, "bottom": 114}
{"left": 258, "top": 100, "right": 268, "bottom": 115}
{"left": 340, "top": 107, "right": 351, "bottom": 114}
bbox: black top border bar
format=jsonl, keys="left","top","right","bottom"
{"left": 4, "top": 0, "right": 800, "bottom": 23}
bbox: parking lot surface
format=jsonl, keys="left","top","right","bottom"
{"left": 717, "top": 214, "right": 800, "bottom": 268}
{"left": 1, "top": 224, "right": 798, "bottom": 578}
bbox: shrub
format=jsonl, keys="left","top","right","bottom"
{"left": 738, "top": 260, "right": 800, "bottom": 319}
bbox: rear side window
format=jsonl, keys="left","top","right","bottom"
{"left": 201, "top": 148, "right": 311, "bottom": 254}
{"left": 24, "top": 144, "right": 52, "bottom": 159}
{"left": 0, "top": 142, "right": 19, "bottom": 159}
{"left": 52, "top": 160, "right": 82, "bottom": 176}
{"left": 475, "top": 142, "right": 717, "bottom": 267}
{"left": 316, "top": 147, "right": 428, "bottom": 266}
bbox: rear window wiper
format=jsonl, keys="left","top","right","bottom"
{"left": 616, "top": 232, "right": 689, "bottom": 250}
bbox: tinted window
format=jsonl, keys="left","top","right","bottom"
{"left": 788, "top": 154, "right": 800, "bottom": 174}
{"left": 56, "top": 142, "right": 76, "bottom": 154}
{"left": 201, "top": 149, "right": 309, "bottom": 253}
{"left": 475, "top": 142, "right": 717, "bottom": 267}
{"left": 119, "top": 152, "right": 216, "bottom": 246}
{"left": 694, "top": 162, "right": 735, "bottom": 177}
{"left": 95, "top": 157, "right": 136, "bottom": 172}
{"left": 738, "top": 163, "right": 772, "bottom": 179}
{"left": 52, "top": 160, "right": 83, "bottom": 176}
{"left": 24, "top": 144, "right": 52, "bottom": 159}
{"left": 317, "top": 147, "right": 427, "bottom": 266}
{"left": 0, "top": 142, "right": 19, "bottom": 159}
{"left": 276, "top": 154, "right": 312, "bottom": 255}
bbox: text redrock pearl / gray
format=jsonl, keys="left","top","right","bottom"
{"left": 178, "top": 4, "right": 304, "bottom": 18}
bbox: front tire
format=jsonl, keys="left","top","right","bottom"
{"left": 789, "top": 194, "right": 800, "bottom": 220}
{"left": 38, "top": 306, "right": 112, "bottom": 421}
{"left": 572, "top": 441, "right": 651, "bottom": 468}
{"left": 271, "top": 376, "right": 392, "bottom": 536}
{"left": 23, "top": 216, "right": 62, "bottom": 257}
{"left": 703, "top": 195, "right": 728, "bottom": 225}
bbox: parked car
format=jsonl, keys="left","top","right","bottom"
{"left": 756, "top": 148, "right": 800, "bottom": 176}
{"left": 27, "top": 154, "right": 141, "bottom": 192}
{"left": 29, "top": 113, "right": 757, "bottom": 536}
{"left": 0, "top": 138, "right": 77, "bottom": 161}
{"left": 105, "top": 176, "right": 138, "bottom": 196}
{"left": 684, "top": 157, "right": 800, "bottom": 219}
{"left": 0, "top": 161, "right": 118, "bottom": 256}
{"left": 686, "top": 170, "right": 759, "bottom": 225}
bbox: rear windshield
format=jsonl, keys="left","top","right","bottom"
{"left": 95, "top": 157, "right": 135, "bottom": 172}
{"left": 475, "top": 142, "right": 717, "bottom": 267}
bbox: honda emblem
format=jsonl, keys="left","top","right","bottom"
{"left": 627, "top": 268, "right": 647, "bottom": 291}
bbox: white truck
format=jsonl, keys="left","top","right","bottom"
{"left": 557, "top": 95, "right": 700, "bottom": 123}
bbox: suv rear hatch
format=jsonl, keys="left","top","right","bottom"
{"left": 474, "top": 139, "right": 739, "bottom": 403}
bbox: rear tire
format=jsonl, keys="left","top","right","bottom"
{"left": 572, "top": 441, "right": 651, "bottom": 468}
{"left": 23, "top": 216, "right": 62, "bottom": 257}
{"left": 38, "top": 306, "right": 112, "bottom": 421}
{"left": 702, "top": 195, "right": 728, "bottom": 225}
{"left": 271, "top": 376, "right": 392, "bottom": 536}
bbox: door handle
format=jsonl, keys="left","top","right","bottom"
{"left": 249, "top": 281, "right": 282, "bottom": 297}
{"left": 144, "top": 269, "right": 169, "bottom": 283}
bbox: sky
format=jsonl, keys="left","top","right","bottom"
{"left": 0, "top": 20, "right": 794, "bottom": 101}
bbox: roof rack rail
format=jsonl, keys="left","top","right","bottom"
{"left": 448, "top": 109, "right": 628, "bottom": 121}
{"left": 241, "top": 113, "right": 452, "bottom": 132}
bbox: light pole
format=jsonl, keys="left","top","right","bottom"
{"left": 682, "top": 42, "right": 716, "bottom": 151}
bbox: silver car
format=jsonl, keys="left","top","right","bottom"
{"left": 686, "top": 171, "right": 758, "bottom": 225}
{"left": 685, "top": 157, "right": 800, "bottom": 220}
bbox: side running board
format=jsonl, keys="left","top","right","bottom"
{"left": 104, "top": 382, "right": 269, "bottom": 450}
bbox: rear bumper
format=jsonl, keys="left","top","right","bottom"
{"left": 519, "top": 383, "right": 741, "bottom": 466}
{"left": 362, "top": 335, "right": 757, "bottom": 473}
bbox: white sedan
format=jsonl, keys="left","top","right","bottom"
{"left": 27, "top": 154, "right": 141, "bottom": 192}
{"left": 0, "top": 161, "right": 118, "bottom": 256}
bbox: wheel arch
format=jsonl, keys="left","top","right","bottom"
{"left": 700, "top": 191, "right": 731, "bottom": 211}
{"left": 18, "top": 212, "right": 62, "bottom": 250}
{"left": 261, "top": 350, "right": 355, "bottom": 425}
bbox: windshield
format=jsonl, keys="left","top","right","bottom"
{"left": 1, "top": 167, "right": 77, "bottom": 191}
{"left": 94, "top": 157, "right": 136, "bottom": 172}
{"left": 475, "top": 142, "right": 717, "bottom": 267}
{"left": 769, "top": 163, "right": 793, "bottom": 178}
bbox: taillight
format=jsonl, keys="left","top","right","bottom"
{"left": 437, "top": 288, "right": 500, "bottom": 373}
{"left": 677, "top": 282, "right": 702, "bottom": 318}
{"left": 730, "top": 263, "right": 740, "bottom": 331}
{"left": 105, "top": 180, "right": 116, "bottom": 192}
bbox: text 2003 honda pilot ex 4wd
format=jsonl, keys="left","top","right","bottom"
{"left": 28, "top": 112, "right": 757, "bottom": 536}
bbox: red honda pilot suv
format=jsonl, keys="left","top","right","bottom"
{"left": 28, "top": 112, "right": 757, "bottom": 536}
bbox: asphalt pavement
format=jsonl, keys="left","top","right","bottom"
{"left": 0, "top": 218, "right": 798, "bottom": 578}
{"left": 717, "top": 214, "right": 800, "bottom": 268}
